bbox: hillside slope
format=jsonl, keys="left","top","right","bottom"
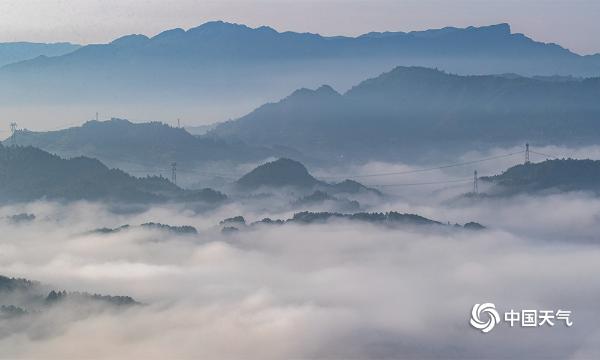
{"left": 482, "top": 159, "right": 600, "bottom": 195}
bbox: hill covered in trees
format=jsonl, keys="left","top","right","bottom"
{"left": 0, "top": 144, "right": 225, "bottom": 204}
{"left": 237, "top": 158, "right": 319, "bottom": 189}
{"left": 6, "top": 118, "right": 285, "bottom": 170}
{"left": 0, "top": 274, "right": 138, "bottom": 322}
{"left": 236, "top": 158, "right": 380, "bottom": 195}
{"left": 92, "top": 222, "right": 198, "bottom": 235}
{"left": 218, "top": 211, "right": 485, "bottom": 231}
{"left": 481, "top": 159, "right": 600, "bottom": 195}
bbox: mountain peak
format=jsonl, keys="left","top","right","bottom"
{"left": 236, "top": 158, "right": 318, "bottom": 189}
{"left": 110, "top": 34, "right": 149, "bottom": 46}
{"left": 152, "top": 28, "right": 186, "bottom": 40}
{"left": 346, "top": 66, "right": 448, "bottom": 95}
{"left": 467, "top": 23, "right": 511, "bottom": 35}
{"left": 288, "top": 85, "right": 340, "bottom": 99}
{"left": 83, "top": 118, "right": 133, "bottom": 127}
{"left": 489, "top": 23, "right": 511, "bottom": 34}
{"left": 388, "top": 66, "right": 446, "bottom": 76}
{"left": 188, "top": 21, "right": 253, "bottom": 34}
{"left": 316, "top": 85, "right": 339, "bottom": 94}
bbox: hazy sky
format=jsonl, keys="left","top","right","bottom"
{"left": 0, "top": 0, "right": 599, "bottom": 54}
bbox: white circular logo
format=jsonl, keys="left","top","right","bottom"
{"left": 470, "top": 303, "right": 500, "bottom": 333}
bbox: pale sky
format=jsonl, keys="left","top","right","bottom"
{"left": 0, "top": 0, "right": 599, "bottom": 55}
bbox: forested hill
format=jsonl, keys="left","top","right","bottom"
{"left": 482, "top": 159, "right": 600, "bottom": 195}
{"left": 0, "top": 144, "right": 225, "bottom": 204}
{"left": 236, "top": 158, "right": 380, "bottom": 195}
{"left": 6, "top": 118, "right": 282, "bottom": 168}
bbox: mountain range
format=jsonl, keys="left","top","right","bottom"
{"left": 211, "top": 66, "right": 600, "bottom": 162}
{"left": 2, "top": 21, "right": 600, "bottom": 125}
{"left": 12, "top": 65, "right": 600, "bottom": 167}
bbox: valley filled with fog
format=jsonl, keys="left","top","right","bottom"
{"left": 3, "top": 146, "right": 600, "bottom": 358}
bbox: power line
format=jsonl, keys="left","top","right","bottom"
{"left": 39, "top": 122, "right": 84, "bottom": 132}
{"left": 530, "top": 150, "right": 559, "bottom": 159}
{"left": 123, "top": 150, "right": 527, "bottom": 183}
{"left": 21, "top": 142, "right": 569, "bottom": 188}
{"left": 367, "top": 177, "right": 473, "bottom": 187}
{"left": 319, "top": 151, "right": 523, "bottom": 179}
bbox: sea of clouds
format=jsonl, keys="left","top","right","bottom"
{"left": 1, "top": 181, "right": 600, "bottom": 359}
{"left": 2, "top": 145, "right": 600, "bottom": 359}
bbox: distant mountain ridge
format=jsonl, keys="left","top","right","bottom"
{"left": 211, "top": 66, "right": 600, "bottom": 162}
{"left": 0, "top": 42, "right": 80, "bottom": 67}
{"left": 2, "top": 21, "right": 599, "bottom": 125}
{"left": 4, "top": 22, "right": 595, "bottom": 71}
{"left": 11, "top": 67, "right": 600, "bottom": 166}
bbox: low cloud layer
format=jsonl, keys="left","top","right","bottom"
{"left": 1, "top": 195, "right": 600, "bottom": 359}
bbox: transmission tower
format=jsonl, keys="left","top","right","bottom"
{"left": 473, "top": 170, "right": 479, "bottom": 194}
{"left": 177, "top": 118, "right": 181, "bottom": 128}
{"left": 9, "top": 122, "right": 18, "bottom": 146}
{"left": 525, "top": 143, "right": 530, "bottom": 164}
{"left": 171, "top": 162, "right": 177, "bottom": 185}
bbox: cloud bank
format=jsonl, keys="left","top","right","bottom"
{"left": 1, "top": 196, "right": 600, "bottom": 359}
